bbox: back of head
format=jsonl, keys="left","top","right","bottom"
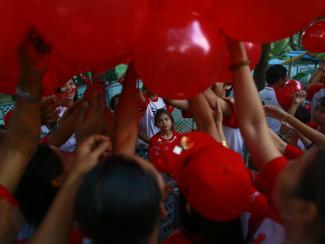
{"left": 76, "top": 155, "right": 162, "bottom": 244}
{"left": 294, "top": 146, "right": 325, "bottom": 243}
{"left": 178, "top": 194, "right": 244, "bottom": 244}
{"left": 14, "top": 144, "right": 63, "bottom": 226}
{"left": 266, "top": 65, "right": 287, "bottom": 85}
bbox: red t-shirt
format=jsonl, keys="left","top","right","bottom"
{"left": 149, "top": 131, "right": 182, "bottom": 173}
{"left": 245, "top": 157, "right": 288, "bottom": 243}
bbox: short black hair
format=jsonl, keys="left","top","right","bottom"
{"left": 76, "top": 155, "right": 162, "bottom": 244}
{"left": 266, "top": 65, "right": 287, "bottom": 85}
{"left": 14, "top": 145, "right": 63, "bottom": 226}
{"left": 178, "top": 194, "right": 244, "bottom": 243}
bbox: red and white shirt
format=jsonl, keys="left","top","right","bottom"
{"left": 149, "top": 131, "right": 182, "bottom": 173}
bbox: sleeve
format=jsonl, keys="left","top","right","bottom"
{"left": 222, "top": 99, "right": 239, "bottom": 128}
{"left": 284, "top": 144, "right": 304, "bottom": 160}
{"left": 255, "top": 157, "right": 288, "bottom": 196}
{"left": 0, "top": 185, "right": 19, "bottom": 207}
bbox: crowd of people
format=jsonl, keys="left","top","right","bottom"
{"left": 0, "top": 32, "right": 325, "bottom": 244}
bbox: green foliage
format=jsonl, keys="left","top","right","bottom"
{"left": 270, "top": 38, "right": 292, "bottom": 59}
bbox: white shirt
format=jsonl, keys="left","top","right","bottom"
{"left": 139, "top": 97, "right": 166, "bottom": 139}
{"left": 259, "top": 87, "right": 283, "bottom": 133}
{"left": 311, "top": 87, "right": 325, "bottom": 118}
{"left": 223, "top": 125, "right": 243, "bottom": 156}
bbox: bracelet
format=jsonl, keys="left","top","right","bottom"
{"left": 15, "top": 87, "right": 41, "bottom": 103}
{"left": 229, "top": 60, "right": 250, "bottom": 72}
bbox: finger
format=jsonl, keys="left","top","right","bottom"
{"left": 92, "top": 140, "right": 111, "bottom": 158}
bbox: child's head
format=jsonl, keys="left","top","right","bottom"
{"left": 314, "top": 97, "right": 325, "bottom": 126}
{"left": 154, "top": 109, "right": 175, "bottom": 132}
{"left": 266, "top": 64, "right": 288, "bottom": 86}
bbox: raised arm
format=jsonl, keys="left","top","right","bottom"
{"left": 265, "top": 105, "right": 325, "bottom": 145}
{"left": 189, "top": 93, "right": 226, "bottom": 143}
{"left": 227, "top": 38, "right": 281, "bottom": 170}
{"left": 166, "top": 99, "right": 189, "bottom": 111}
{"left": 113, "top": 63, "right": 138, "bottom": 155}
{"left": 29, "top": 135, "right": 111, "bottom": 244}
{"left": 0, "top": 32, "right": 50, "bottom": 193}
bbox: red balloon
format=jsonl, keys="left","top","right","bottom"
{"left": 302, "top": 20, "right": 325, "bottom": 53}
{"left": 216, "top": 42, "right": 261, "bottom": 83}
{"left": 320, "top": 8, "right": 325, "bottom": 17}
{"left": 28, "top": 0, "right": 149, "bottom": 67}
{"left": 216, "top": 0, "right": 324, "bottom": 43}
{"left": 0, "top": 54, "right": 20, "bottom": 94}
{"left": 0, "top": 1, "right": 28, "bottom": 60}
{"left": 134, "top": 5, "right": 225, "bottom": 99}
{"left": 276, "top": 79, "right": 303, "bottom": 111}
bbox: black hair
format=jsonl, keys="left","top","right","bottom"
{"left": 178, "top": 194, "right": 244, "bottom": 244}
{"left": 266, "top": 65, "right": 288, "bottom": 85}
{"left": 76, "top": 155, "right": 162, "bottom": 244}
{"left": 110, "top": 94, "right": 120, "bottom": 112}
{"left": 154, "top": 109, "right": 175, "bottom": 131}
{"left": 294, "top": 105, "right": 311, "bottom": 123}
{"left": 14, "top": 145, "right": 63, "bottom": 226}
{"left": 294, "top": 146, "right": 325, "bottom": 244}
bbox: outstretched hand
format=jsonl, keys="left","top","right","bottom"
{"left": 19, "top": 30, "right": 51, "bottom": 83}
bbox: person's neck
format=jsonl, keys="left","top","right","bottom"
{"left": 150, "top": 95, "right": 158, "bottom": 101}
{"left": 160, "top": 130, "right": 173, "bottom": 138}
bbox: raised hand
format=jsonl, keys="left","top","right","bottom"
{"left": 72, "top": 135, "right": 111, "bottom": 177}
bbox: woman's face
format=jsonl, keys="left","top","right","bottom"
{"left": 273, "top": 149, "right": 317, "bottom": 241}
{"left": 60, "top": 79, "right": 77, "bottom": 101}
{"left": 157, "top": 114, "right": 172, "bottom": 132}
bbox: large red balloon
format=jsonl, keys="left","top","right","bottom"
{"left": 134, "top": 5, "right": 225, "bottom": 99}
{"left": 320, "top": 8, "right": 325, "bottom": 17}
{"left": 302, "top": 20, "right": 325, "bottom": 53}
{"left": 27, "top": 0, "right": 149, "bottom": 68}
{"left": 216, "top": 0, "right": 324, "bottom": 43}
{"left": 216, "top": 42, "right": 261, "bottom": 83}
{"left": 0, "top": 1, "right": 28, "bottom": 60}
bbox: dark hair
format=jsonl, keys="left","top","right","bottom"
{"left": 178, "top": 194, "right": 244, "bottom": 244}
{"left": 14, "top": 145, "right": 63, "bottom": 226}
{"left": 295, "top": 105, "right": 311, "bottom": 123}
{"left": 56, "top": 78, "right": 78, "bottom": 102}
{"left": 294, "top": 146, "right": 325, "bottom": 244}
{"left": 76, "top": 155, "right": 162, "bottom": 244}
{"left": 110, "top": 94, "right": 120, "bottom": 112}
{"left": 154, "top": 109, "right": 175, "bottom": 131}
{"left": 266, "top": 65, "right": 287, "bottom": 85}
